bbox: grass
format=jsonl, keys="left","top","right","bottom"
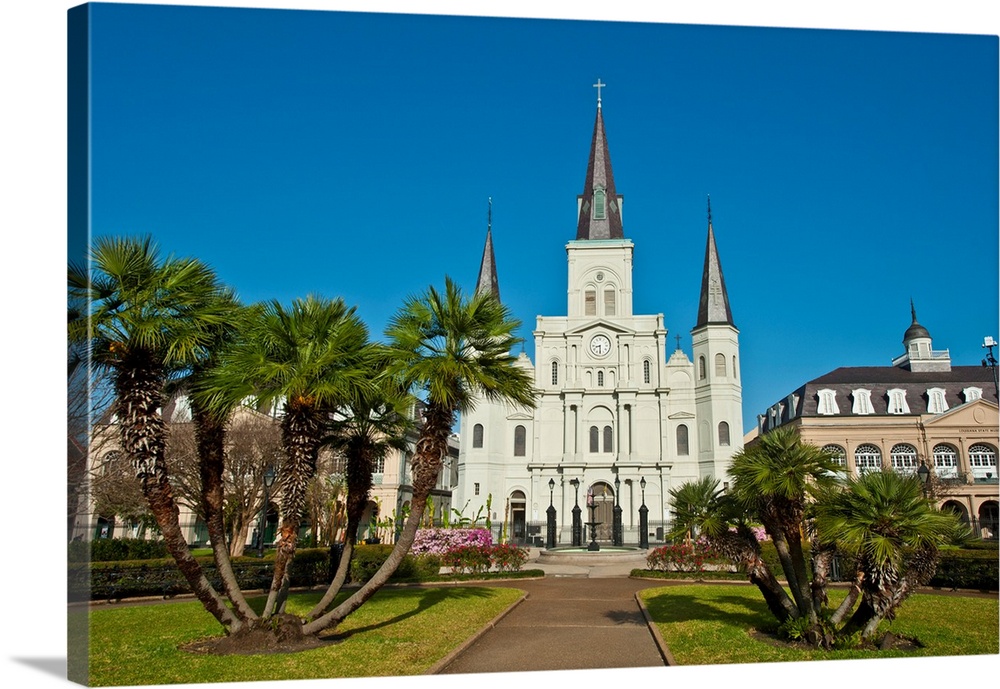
{"left": 79, "top": 586, "right": 522, "bottom": 686}
{"left": 639, "top": 583, "right": 999, "bottom": 665}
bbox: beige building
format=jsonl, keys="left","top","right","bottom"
{"left": 754, "top": 304, "right": 999, "bottom": 538}
{"left": 78, "top": 397, "right": 457, "bottom": 547}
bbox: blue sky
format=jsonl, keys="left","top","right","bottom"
{"left": 81, "top": 3, "right": 999, "bottom": 435}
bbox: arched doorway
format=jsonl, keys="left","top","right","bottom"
{"left": 509, "top": 490, "right": 527, "bottom": 545}
{"left": 941, "top": 500, "right": 969, "bottom": 526}
{"left": 979, "top": 501, "right": 998, "bottom": 540}
{"left": 587, "top": 481, "right": 615, "bottom": 541}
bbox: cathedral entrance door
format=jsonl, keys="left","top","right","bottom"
{"left": 588, "top": 481, "right": 615, "bottom": 542}
{"left": 510, "top": 490, "right": 527, "bottom": 545}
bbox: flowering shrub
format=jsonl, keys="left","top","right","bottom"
{"left": 436, "top": 542, "right": 529, "bottom": 575}
{"left": 490, "top": 543, "right": 529, "bottom": 573}
{"left": 442, "top": 545, "right": 493, "bottom": 574}
{"left": 646, "top": 543, "right": 720, "bottom": 573}
{"left": 410, "top": 528, "right": 492, "bottom": 556}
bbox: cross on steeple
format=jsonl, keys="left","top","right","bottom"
{"left": 593, "top": 78, "right": 605, "bottom": 108}
{"left": 675, "top": 335, "right": 682, "bottom": 351}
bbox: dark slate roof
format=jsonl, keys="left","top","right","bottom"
{"left": 694, "top": 204, "right": 735, "bottom": 328}
{"left": 762, "top": 365, "right": 996, "bottom": 428}
{"left": 576, "top": 105, "right": 624, "bottom": 240}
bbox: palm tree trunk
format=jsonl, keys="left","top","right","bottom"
{"left": 263, "top": 405, "right": 322, "bottom": 618}
{"left": 305, "top": 462, "right": 370, "bottom": 620}
{"left": 830, "top": 568, "right": 863, "bottom": 625}
{"left": 784, "top": 529, "right": 817, "bottom": 623}
{"left": 809, "top": 540, "right": 834, "bottom": 615}
{"left": 193, "top": 405, "right": 256, "bottom": 622}
{"left": 304, "top": 540, "right": 355, "bottom": 622}
{"left": 710, "top": 530, "right": 797, "bottom": 623}
{"left": 117, "top": 361, "right": 242, "bottom": 633}
{"left": 302, "top": 405, "right": 453, "bottom": 636}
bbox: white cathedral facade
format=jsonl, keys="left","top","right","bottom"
{"left": 454, "top": 97, "right": 743, "bottom": 545}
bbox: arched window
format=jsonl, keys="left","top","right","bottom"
{"left": 969, "top": 444, "right": 997, "bottom": 473}
{"left": 715, "top": 353, "right": 726, "bottom": 378}
{"left": 732, "top": 355, "right": 738, "bottom": 379}
{"left": 822, "top": 444, "right": 847, "bottom": 468}
{"left": 589, "top": 426, "right": 599, "bottom": 453}
{"left": 676, "top": 424, "right": 689, "bottom": 456}
{"left": 890, "top": 443, "right": 918, "bottom": 473}
{"left": 584, "top": 289, "right": 596, "bottom": 316}
{"left": 854, "top": 443, "right": 882, "bottom": 473}
{"left": 551, "top": 361, "right": 559, "bottom": 385}
{"left": 604, "top": 287, "right": 616, "bottom": 316}
{"left": 513, "top": 425, "right": 526, "bottom": 457}
{"left": 932, "top": 444, "right": 958, "bottom": 477}
{"left": 593, "top": 188, "right": 606, "bottom": 220}
{"left": 698, "top": 356, "right": 706, "bottom": 380}
{"left": 472, "top": 423, "right": 484, "bottom": 449}
{"left": 718, "top": 421, "right": 730, "bottom": 446}
{"left": 643, "top": 359, "right": 651, "bottom": 384}
{"left": 597, "top": 371, "right": 604, "bottom": 387}
{"left": 603, "top": 425, "right": 614, "bottom": 453}
{"left": 373, "top": 455, "right": 385, "bottom": 474}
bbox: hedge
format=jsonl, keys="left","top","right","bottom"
{"left": 71, "top": 546, "right": 447, "bottom": 601}
{"left": 927, "top": 548, "right": 999, "bottom": 591}
{"left": 72, "top": 548, "right": 331, "bottom": 602}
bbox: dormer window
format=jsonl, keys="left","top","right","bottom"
{"left": 817, "top": 389, "right": 839, "bottom": 415}
{"left": 852, "top": 389, "right": 874, "bottom": 415}
{"left": 927, "top": 387, "right": 948, "bottom": 414}
{"left": 887, "top": 388, "right": 910, "bottom": 415}
{"left": 593, "top": 188, "right": 607, "bottom": 220}
{"left": 964, "top": 387, "right": 983, "bottom": 402}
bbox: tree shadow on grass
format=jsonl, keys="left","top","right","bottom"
{"left": 643, "top": 590, "right": 774, "bottom": 630}
{"left": 314, "top": 587, "right": 502, "bottom": 641}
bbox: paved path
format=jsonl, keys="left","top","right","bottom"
{"left": 435, "top": 551, "right": 669, "bottom": 674}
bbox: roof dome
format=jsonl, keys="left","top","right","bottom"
{"left": 903, "top": 300, "right": 931, "bottom": 342}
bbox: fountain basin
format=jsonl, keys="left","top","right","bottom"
{"left": 535, "top": 546, "right": 649, "bottom": 567}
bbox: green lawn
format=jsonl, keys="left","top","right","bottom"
{"left": 640, "top": 583, "right": 999, "bottom": 665}
{"left": 79, "top": 586, "right": 522, "bottom": 686}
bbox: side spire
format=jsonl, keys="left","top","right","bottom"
{"left": 475, "top": 197, "right": 500, "bottom": 300}
{"left": 695, "top": 195, "right": 735, "bottom": 327}
{"left": 576, "top": 79, "right": 623, "bottom": 240}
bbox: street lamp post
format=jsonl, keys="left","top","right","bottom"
{"left": 612, "top": 473, "right": 623, "bottom": 546}
{"left": 570, "top": 478, "right": 582, "bottom": 547}
{"left": 257, "top": 465, "right": 277, "bottom": 558}
{"left": 546, "top": 478, "right": 557, "bottom": 549}
{"left": 917, "top": 460, "right": 931, "bottom": 498}
{"left": 638, "top": 476, "right": 649, "bottom": 549}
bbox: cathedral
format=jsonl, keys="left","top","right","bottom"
{"left": 454, "top": 92, "right": 744, "bottom": 545}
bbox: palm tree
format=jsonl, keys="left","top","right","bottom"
{"left": 302, "top": 277, "right": 536, "bottom": 635}
{"left": 195, "top": 295, "right": 378, "bottom": 619}
{"left": 304, "top": 370, "right": 414, "bottom": 622}
{"left": 68, "top": 235, "right": 245, "bottom": 631}
{"left": 667, "top": 475, "right": 727, "bottom": 544}
{"left": 728, "top": 426, "right": 841, "bottom": 625}
{"left": 813, "top": 470, "right": 963, "bottom": 638}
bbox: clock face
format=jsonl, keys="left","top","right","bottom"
{"left": 590, "top": 334, "right": 611, "bottom": 357}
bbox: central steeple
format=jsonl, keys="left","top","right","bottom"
{"left": 576, "top": 80, "right": 624, "bottom": 240}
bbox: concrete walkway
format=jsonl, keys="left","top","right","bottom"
{"left": 432, "top": 548, "right": 670, "bottom": 674}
